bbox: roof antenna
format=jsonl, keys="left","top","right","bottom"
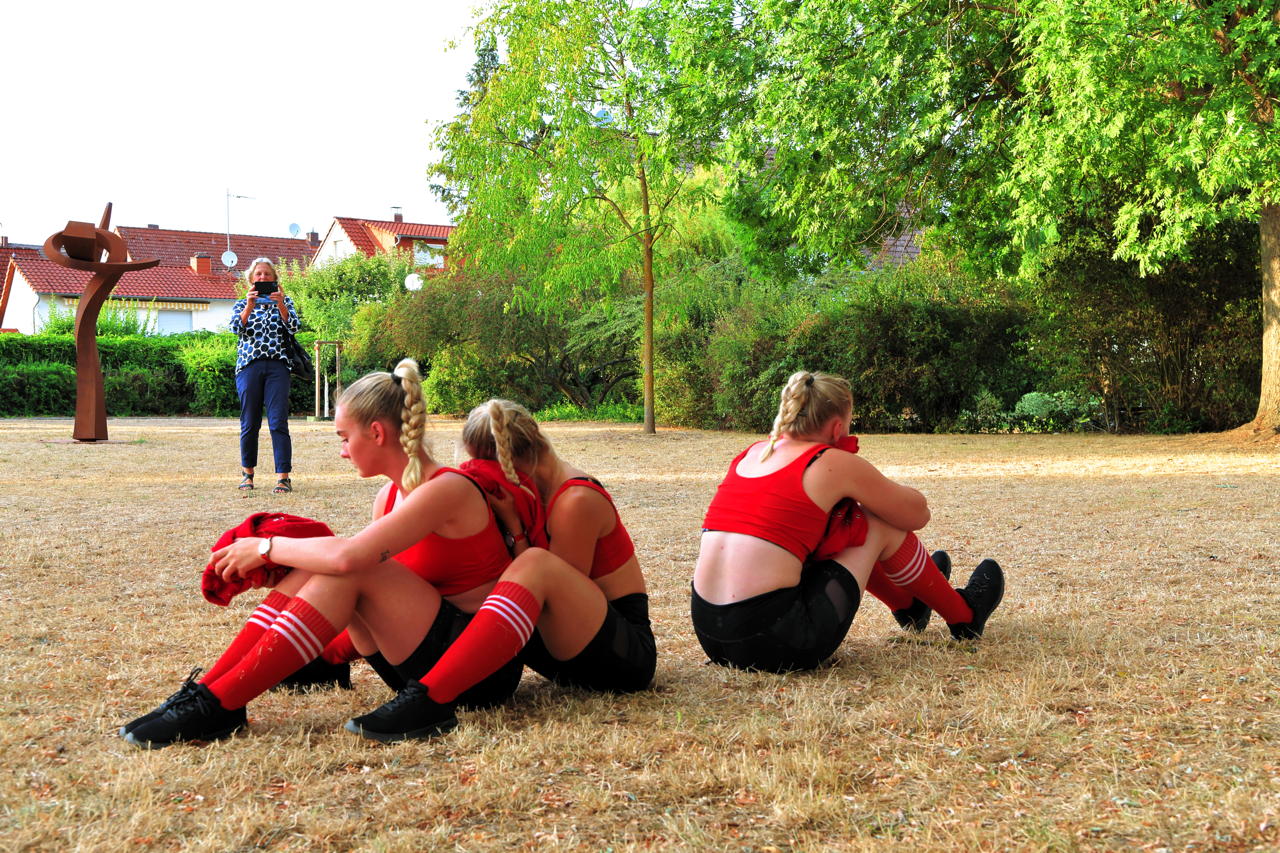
{"left": 223, "top": 188, "right": 254, "bottom": 269}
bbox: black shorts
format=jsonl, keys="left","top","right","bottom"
{"left": 520, "top": 593, "right": 656, "bottom": 693}
{"left": 690, "top": 559, "right": 862, "bottom": 673}
{"left": 395, "top": 598, "right": 523, "bottom": 709}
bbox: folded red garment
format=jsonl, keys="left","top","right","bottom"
{"left": 201, "top": 512, "right": 335, "bottom": 606}
{"left": 813, "top": 499, "right": 869, "bottom": 561}
{"left": 459, "top": 458, "right": 549, "bottom": 549}
{"left": 812, "top": 434, "right": 865, "bottom": 561}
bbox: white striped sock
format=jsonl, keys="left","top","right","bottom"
{"left": 272, "top": 610, "right": 324, "bottom": 661}
{"left": 480, "top": 595, "right": 535, "bottom": 644}
{"left": 884, "top": 541, "right": 927, "bottom": 586}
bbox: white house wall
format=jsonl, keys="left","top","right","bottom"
{"left": 5, "top": 273, "right": 43, "bottom": 334}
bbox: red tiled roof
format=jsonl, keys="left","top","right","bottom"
{"left": 363, "top": 219, "right": 454, "bottom": 241}
{"left": 12, "top": 255, "right": 237, "bottom": 300}
{"left": 0, "top": 244, "right": 41, "bottom": 273}
{"left": 331, "top": 217, "right": 385, "bottom": 257}
{"left": 330, "top": 217, "right": 454, "bottom": 258}
{"left": 116, "top": 226, "right": 314, "bottom": 274}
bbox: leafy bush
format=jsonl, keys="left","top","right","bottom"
{"left": 1028, "top": 215, "right": 1260, "bottom": 432}
{"left": 173, "top": 333, "right": 315, "bottom": 417}
{"left": 535, "top": 401, "right": 644, "bottom": 422}
{"left": 43, "top": 299, "right": 158, "bottom": 336}
{"left": 104, "top": 365, "right": 189, "bottom": 416}
{"left": 0, "top": 361, "right": 77, "bottom": 415}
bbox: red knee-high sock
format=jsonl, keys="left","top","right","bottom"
{"left": 421, "top": 581, "right": 541, "bottom": 704}
{"left": 864, "top": 563, "right": 915, "bottom": 611}
{"left": 200, "top": 591, "right": 291, "bottom": 685}
{"left": 881, "top": 533, "right": 973, "bottom": 624}
{"left": 320, "top": 629, "right": 360, "bottom": 664}
{"left": 207, "top": 597, "right": 339, "bottom": 710}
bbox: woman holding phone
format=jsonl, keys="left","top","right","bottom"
{"left": 229, "top": 257, "right": 300, "bottom": 494}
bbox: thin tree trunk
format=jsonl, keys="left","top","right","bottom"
{"left": 637, "top": 160, "right": 656, "bottom": 434}
{"left": 1252, "top": 204, "right": 1280, "bottom": 433}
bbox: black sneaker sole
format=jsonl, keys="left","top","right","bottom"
{"left": 343, "top": 716, "right": 457, "bottom": 743}
{"left": 123, "top": 722, "right": 244, "bottom": 750}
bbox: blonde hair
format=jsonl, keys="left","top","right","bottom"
{"left": 244, "top": 257, "right": 278, "bottom": 285}
{"left": 462, "top": 398, "right": 552, "bottom": 485}
{"left": 759, "top": 370, "right": 853, "bottom": 461}
{"left": 338, "top": 358, "right": 431, "bottom": 492}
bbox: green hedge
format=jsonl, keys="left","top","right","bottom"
{"left": 0, "top": 361, "right": 76, "bottom": 416}
{"left": 0, "top": 332, "right": 316, "bottom": 417}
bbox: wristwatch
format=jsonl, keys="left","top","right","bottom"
{"left": 257, "top": 536, "right": 275, "bottom": 565}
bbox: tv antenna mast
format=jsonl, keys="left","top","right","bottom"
{"left": 223, "top": 189, "right": 254, "bottom": 268}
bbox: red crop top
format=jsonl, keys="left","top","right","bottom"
{"left": 546, "top": 477, "right": 635, "bottom": 580}
{"left": 382, "top": 468, "right": 511, "bottom": 596}
{"left": 701, "top": 443, "right": 833, "bottom": 562}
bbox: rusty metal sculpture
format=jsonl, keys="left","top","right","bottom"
{"left": 43, "top": 204, "right": 159, "bottom": 441}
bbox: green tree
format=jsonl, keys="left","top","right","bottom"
{"left": 281, "top": 252, "right": 415, "bottom": 340}
{"left": 432, "top": 0, "right": 717, "bottom": 433}
{"left": 671, "top": 0, "right": 1280, "bottom": 432}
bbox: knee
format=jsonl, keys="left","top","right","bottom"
{"left": 504, "top": 548, "right": 576, "bottom": 588}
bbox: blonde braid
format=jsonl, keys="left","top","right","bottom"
{"left": 759, "top": 371, "right": 814, "bottom": 461}
{"left": 394, "top": 359, "right": 429, "bottom": 493}
{"left": 488, "top": 400, "right": 521, "bottom": 485}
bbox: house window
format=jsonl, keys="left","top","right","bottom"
{"left": 156, "top": 310, "right": 193, "bottom": 334}
{"left": 414, "top": 241, "right": 445, "bottom": 268}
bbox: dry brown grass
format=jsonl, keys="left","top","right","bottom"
{"left": 1, "top": 416, "right": 1277, "bottom": 851}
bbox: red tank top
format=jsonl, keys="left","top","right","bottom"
{"left": 701, "top": 443, "right": 832, "bottom": 562}
{"left": 546, "top": 477, "right": 635, "bottom": 580}
{"left": 382, "top": 468, "right": 511, "bottom": 596}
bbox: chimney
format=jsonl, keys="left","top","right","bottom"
{"left": 191, "top": 253, "right": 211, "bottom": 275}
{"left": 392, "top": 206, "right": 403, "bottom": 223}
{"left": 147, "top": 223, "right": 160, "bottom": 229}
{"left": 0, "top": 236, "right": 8, "bottom": 248}
{"left": 307, "top": 230, "right": 320, "bottom": 248}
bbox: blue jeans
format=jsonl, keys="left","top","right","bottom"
{"left": 235, "top": 358, "right": 292, "bottom": 474}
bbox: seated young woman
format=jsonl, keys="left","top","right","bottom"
{"left": 120, "top": 360, "right": 519, "bottom": 748}
{"left": 345, "top": 398, "right": 656, "bottom": 742}
{"left": 692, "top": 370, "right": 1005, "bottom": 673}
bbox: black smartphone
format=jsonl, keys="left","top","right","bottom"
{"left": 255, "top": 281, "right": 278, "bottom": 295}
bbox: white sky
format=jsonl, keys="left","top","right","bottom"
{"left": 0, "top": 0, "right": 482, "bottom": 246}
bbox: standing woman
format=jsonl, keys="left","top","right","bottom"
{"left": 346, "top": 399, "right": 655, "bottom": 742}
{"left": 693, "top": 370, "right": 1005, "bottom": 673}
{"left": 229, "top": 257, "right": 298, "bottom": 494}
{"left": 120, "top": 360, "right": 520, "bottom": 748}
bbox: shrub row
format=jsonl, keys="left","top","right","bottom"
{"left": 0, "top": 332, "right": 316, "bottom": 417}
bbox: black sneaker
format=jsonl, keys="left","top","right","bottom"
{"left": 119, "top": 667, "right": 203, "bottom": 736}
{"left": 891, "top": 550, "right": 952, "bottom": 632}
{"left": 344, "top": 681, "right": 457, "bottom": 743}
{"left": 124, "top": 684, "right": 246, "bottom": 749}
{"left": 275, "top": 658, "right": 352, "bottom": 693}
{"left": 949, "top": 559, "right": 1006, "bottom": 640}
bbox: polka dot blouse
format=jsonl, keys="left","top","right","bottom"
{"left": 229, "top": 297, "right": 301, "bottom": 375}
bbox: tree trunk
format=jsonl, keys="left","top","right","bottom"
{"left": 637, "top": 160, "right": 657, "bottom": 435}
{"left": 1252, "top": 204, "right": 1280, "bottom": 433}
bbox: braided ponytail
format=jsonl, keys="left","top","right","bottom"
{"left": 759, "top": 370, "right": 853, "bottom": 461}
{"left": 486, "top": 400, "right": 522, "bottom": 484}
{"left": 337, "top": 357, "right": 433, "bottom": 493}
{"left": 394, "top": 359, "right": 429, "bottom": 493}
{"left": 462, "top": 398, "right": 552, "bottom": 479}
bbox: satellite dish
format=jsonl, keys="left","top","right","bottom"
{"left": 404, "top": 273, "right": 423, "bottom": 292}
{"left": 221, "top": 250, "right": 238, "bottom": 268}
{"left": 288, "top": 223, "right": 301, "bottom": 237}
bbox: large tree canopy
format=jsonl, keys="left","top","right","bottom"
{"left": 433, "top": 0, "right": 717, "bottom": 432}
{"left": 671, "top": 0, "right": 1280, "bottom": 431}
